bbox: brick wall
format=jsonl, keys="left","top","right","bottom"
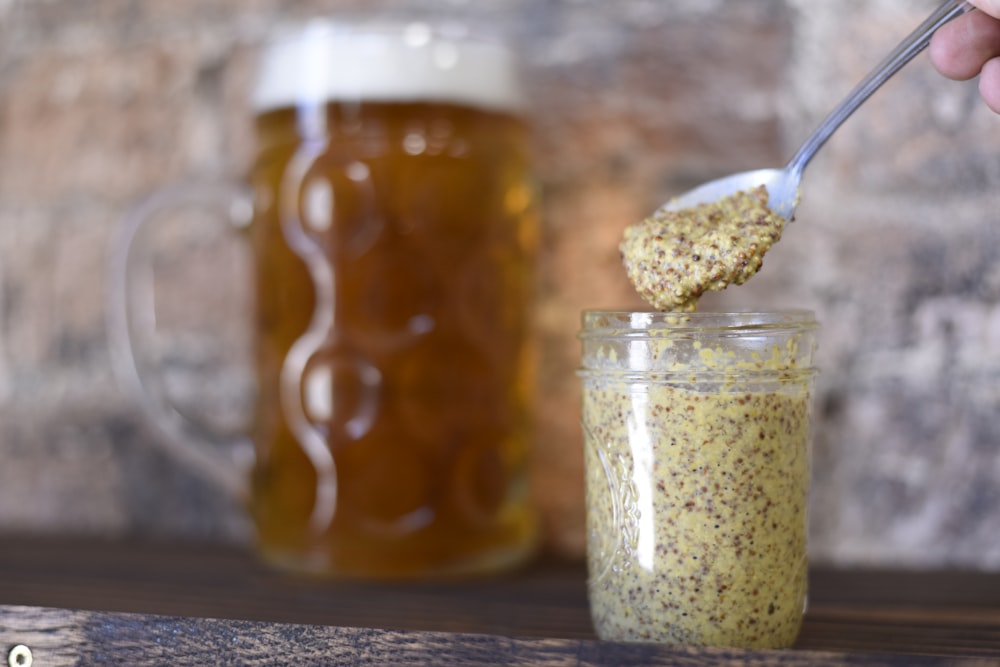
{"left": 1, "top": 0, "right": 999, "bottom": 568}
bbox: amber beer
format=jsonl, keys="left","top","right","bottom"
{"left": 244, "top": 24, "right": 538, "bottom": 577}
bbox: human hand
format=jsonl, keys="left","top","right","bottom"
{"left": 929, "top": 1, "right": 1000, "bottom": 113}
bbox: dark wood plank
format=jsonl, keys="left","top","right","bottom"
{"left": 0, "top": 538, "right": 593, "bottom": 639}
{"left": 2, "top": 604, "right": 995, "bottom": 667}
{"left": 3, "top": 538, "right": 1000, "bottom": 660}
{"left": 809, "top": 569, "right": 1000, "bottom": 609}
{"left": 798, "top": 609, "right": 1000, "bottom": 658}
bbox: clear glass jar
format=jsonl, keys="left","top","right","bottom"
{"left": 578, "top": 310, "right": 818, "bottom": 648}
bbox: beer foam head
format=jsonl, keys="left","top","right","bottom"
{"left": 253, "top": 21, "right": 524, "bottom": 113}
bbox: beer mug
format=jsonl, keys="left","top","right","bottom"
{"left": 109, "top": 21, "right": 540, "bottom": 578}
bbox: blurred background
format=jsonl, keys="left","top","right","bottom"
{"left": 1, "top": 0, "right": 999, "bottom": 569}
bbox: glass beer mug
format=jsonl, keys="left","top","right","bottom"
{"left": 109, "top": 21, "right": 540, "bottom": 578}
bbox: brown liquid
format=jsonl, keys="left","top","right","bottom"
{"left": 246, "top": 101, "right": 539, "bottom": 578}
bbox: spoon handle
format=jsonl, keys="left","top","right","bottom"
{"left": 786, "top": 0, "right": 974, "bottom": 178}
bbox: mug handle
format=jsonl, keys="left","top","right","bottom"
{"left": 107, "top": 183, "right": 256, "bottom": 503}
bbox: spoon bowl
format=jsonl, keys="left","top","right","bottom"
{"left": 664, "top": 167, "right": 795, "bottom": 220}
{"left": 660, "top": 0, "right": 972, "bottom": 222}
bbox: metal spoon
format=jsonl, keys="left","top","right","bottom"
{"left": 661, "top": 0, "right": 974, "bottom": 220}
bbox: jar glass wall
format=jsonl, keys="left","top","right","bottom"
{"left": 578, "top": 310, "right": 818, "bottom": 647}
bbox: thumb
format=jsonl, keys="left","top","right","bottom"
{"left": 970, "top": 0, "right": 1000, "bottom": 20}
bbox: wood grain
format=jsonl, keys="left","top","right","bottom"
{"left": 1, "top": 604, "right": 996, "bottom": 667}
{"left": 2, "top": 538, "right": 1000, "bottom": 663}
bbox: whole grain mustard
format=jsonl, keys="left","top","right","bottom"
{"left": 620, "top": 185, "right": 785, "bottom": 312}
{"left": 583, "top": 370, "right": 810, "bottom": 647}
{"left": 582, "top": 189, "right": 812, "bottom": 648}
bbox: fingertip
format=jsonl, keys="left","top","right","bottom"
{"left": 929, "top": 14, "right": 984, "bottom": 80}
{"left": 930, "top": 26, "right": 964, "bottom": 80}
{"left": 979, "top": 57, "right": 1000, "bottom": 114}
{"left": 970, "top": 0, "right": 1000, "bottom": 22}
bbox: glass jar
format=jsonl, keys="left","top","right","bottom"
{"left": 578, "top": 310, "right": 818, "bottom": 647}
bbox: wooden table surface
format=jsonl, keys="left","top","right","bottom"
{"left": 1, "top": 537, "right": 1000, "bottom": 665}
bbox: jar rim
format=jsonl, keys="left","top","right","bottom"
{"left": 579, "top": 309, "right": 817, "bottom": 338}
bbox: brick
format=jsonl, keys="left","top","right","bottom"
{"left": 1, "top": 0, "right": 1000, "bottom": 570}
